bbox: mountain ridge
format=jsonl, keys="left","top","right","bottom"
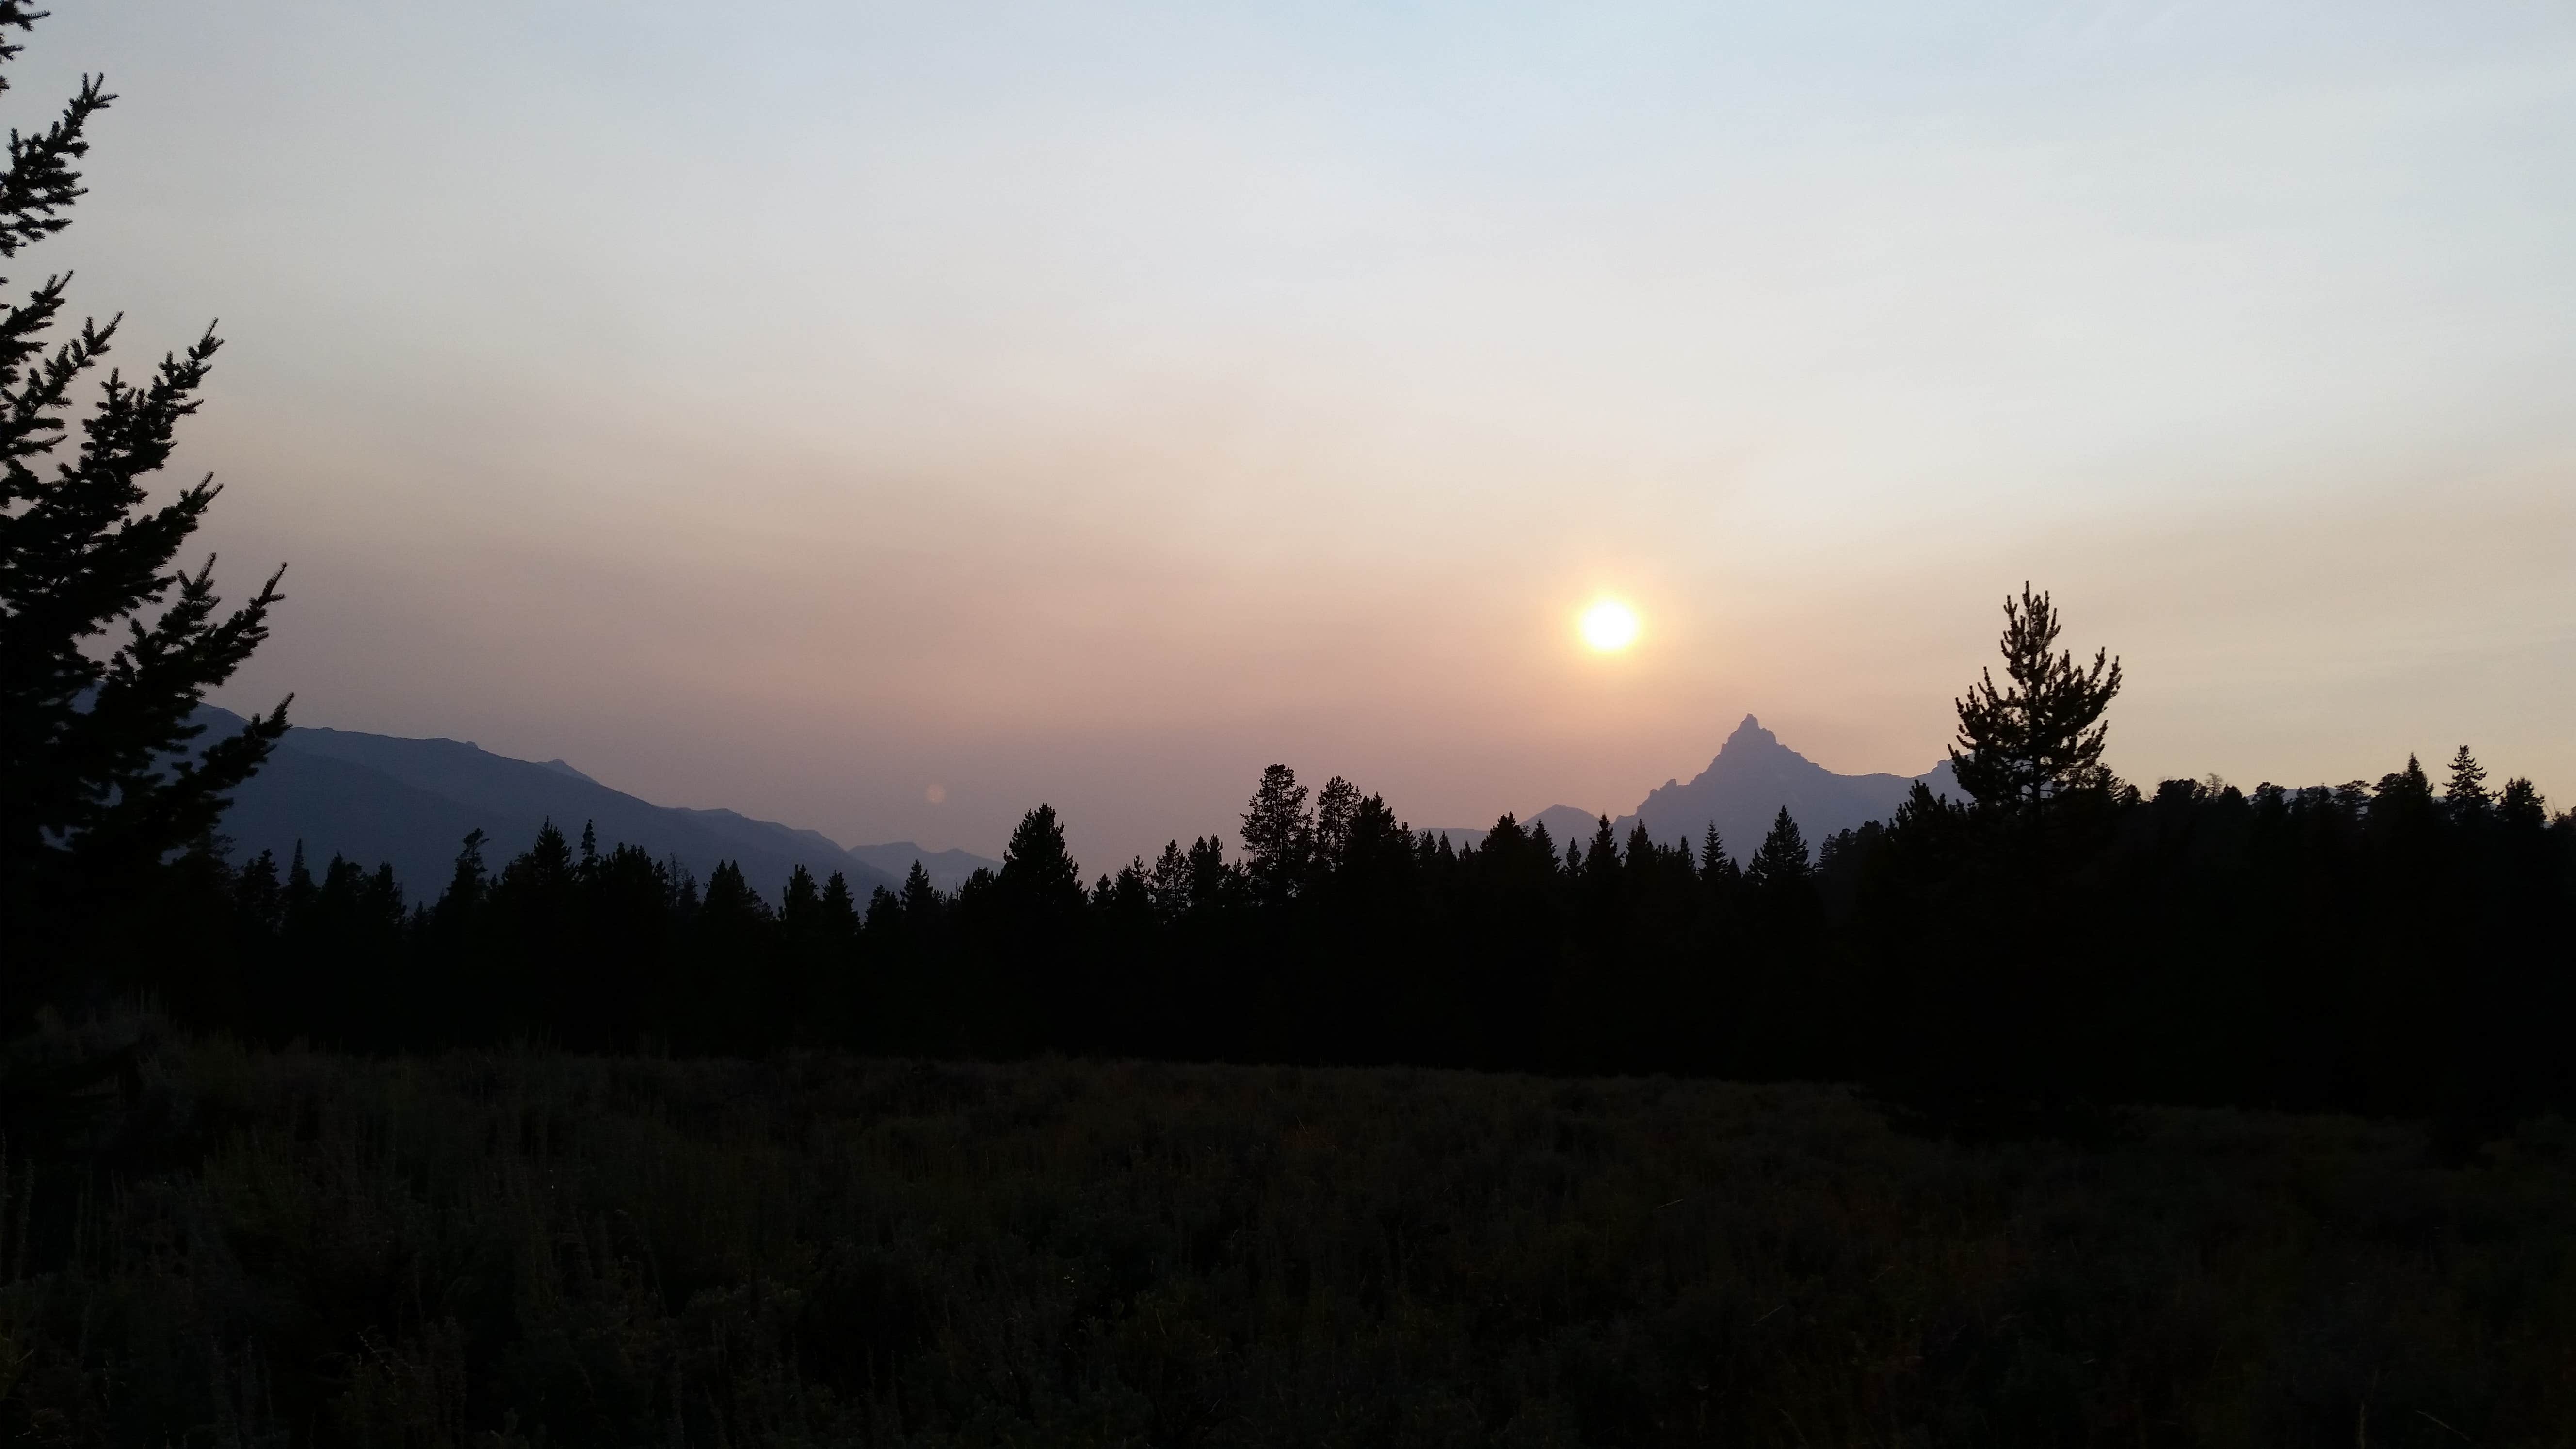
{"left": 196, "top": 708, "right": 998, "bottom": 903}
{"left": 201, "top": 709, "right": 1951, "bottom": 897}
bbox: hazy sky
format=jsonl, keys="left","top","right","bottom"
{"left": 29, "top": 2, "right": 2575, "bottom": 871}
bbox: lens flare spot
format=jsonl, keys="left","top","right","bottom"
{"left": 1580, "top": 599, "right": 1640, "bottom": 652}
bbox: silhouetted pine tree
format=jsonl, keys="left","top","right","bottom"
{"left": 900, "top": 859, "right": 942, "bottom": 923}
{"left": 1324, "top": 789, "right": 1421, "bottom": 1062}
{"left": 771, "top": 863, "right": 853, "bottom": 1045}
{"left": 2372, "top": 754, "right": 2435, "bottom": 821}
{"left": 1240, "top": 765, "right": 1311, "bottom": 905}
{"left": 1949, "top": 584, "right": 2122, "bottom": 815}
{"left": 999, "top": 805, "right": 1084, "bottom": 918}
{"left": 990, "top": 804, "right": 1086, "bottom": 1051}
{"left": 1184, "top": 837, "right": 1238, "bottom": 914}
{"left": 1311, "top": 774, "right": 1360, "bottom": 876}
{"left": 1143, "top": 841, "right": 1192, "bottom": 924}
{"left": 0, "top": 4, "right": 290, "bottom": 1024}
{"left": 686, "top": 860, "right": 773, "bottom": 1051}
{"left": 1698, "top": 823, "right": 1729, "bottom": 878}
{"left": 1145, "top": 834, "right": 1245, "bottom": 1054}
{"left": 2496, "top": 777, "right": 2546, "bottom": 831}
{"left": 818, "top": 869, "right": 859, "bottom": 932}
{"left": 583, "top": 837, "right": 683, "bottom": 1051}
{"left": 1873, "top": 589, "right": 2130, "bottom": 1113}
{"left": 1745, "top": 808, "right": 1811, "bottom": 891}
{"left": 432, "top": 830, "right": 487, "bottom": 928}
{"left": 281, "top": 853, "right": 402, "bottom": 1047}
{"left": 491, "top": 821, "right": 578, "bottom": 1041}
{"left": 2444, "top": 745, "right": 2490, "bottom": 821}
{"left": 1736, "top": 808, "right": 1829, "bottom": 1075}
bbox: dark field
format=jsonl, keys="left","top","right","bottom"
{"left": 5, "top": 1037, "right": 2573, "bottom": 1447}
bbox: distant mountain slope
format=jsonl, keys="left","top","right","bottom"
{"left": 844, "top": 842, "right": 994, "bottom": 893}
{"left": 1425, "top": 803, "right": 1606, "bottom": 853}
{"left": 1614, "top": 715, "right": 1961, "bottom": 856}
{"left": 659, "top": 812, "right": 997, "bottom": 894}
{"left": 196, "top": 708, "right": 921, "bottom": 905}
{"left": 667, "top": 807, "right": 868, "bottom": 875}
{"left": 214, "top": 744, "right": 494, "bottom": 896}
{"left": 1429, "top": 718, "right": 1960, "bottom": 861}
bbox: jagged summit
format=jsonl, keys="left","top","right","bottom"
{"left": 1612, "top": 716, "right": 1959, "bottom": 858}
{"left": 1706, "top": 713, "right": 1808, "bottom": 769}
{"left": 1432, "top": 716, "right": 1960, "bottom": 856}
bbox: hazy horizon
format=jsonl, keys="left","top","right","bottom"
{"left": 30, "top": 2, "right": 2573, "bottom": 869}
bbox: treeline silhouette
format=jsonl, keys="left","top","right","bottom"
{"left": 126, "top": 734, "right": 2571, "bottom": 1122}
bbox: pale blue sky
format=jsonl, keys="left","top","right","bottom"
{"left": 29, "top": 2, "right": 2575, "bottom": 866}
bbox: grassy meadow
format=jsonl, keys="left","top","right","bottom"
{"left": 4, "top": 1035, "right": 2572, "bottom": 1447}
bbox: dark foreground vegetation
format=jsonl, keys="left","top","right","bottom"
{"left": 9, "top": 1029, "right": 2576, "bottom": 1448}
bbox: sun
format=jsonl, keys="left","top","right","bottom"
{"left": 1580, "top": 598, "right": 1640, "bottom": 653}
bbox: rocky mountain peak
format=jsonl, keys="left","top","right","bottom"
{"left": 1717, "top": 714, "right": 1787, "bottom": 757}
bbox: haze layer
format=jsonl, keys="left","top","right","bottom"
{"left": 32, "top": 1, "right": 2574, "bottom": 865}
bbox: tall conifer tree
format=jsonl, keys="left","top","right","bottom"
{"left": 1746, "top": 808, "right": 1812, "bottom": 888}
{"left": 1240, "top": 765, "right": 1311, "bottom": 903}
{"left": 2444, "top": 745, "right": 2490, "bottom": 818}
{"left": 999, "top": 805, "right": 1083, "bottom": 914}
{"left": 0, "top": 4, "right": 289, "bottom": 1020}
{"left": 1949, "top": 585, "right": 2122, "bottom": 813}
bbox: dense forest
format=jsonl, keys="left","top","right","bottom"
{"left": 48, "top": 702, "right": 2571, "bottom": 1126}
